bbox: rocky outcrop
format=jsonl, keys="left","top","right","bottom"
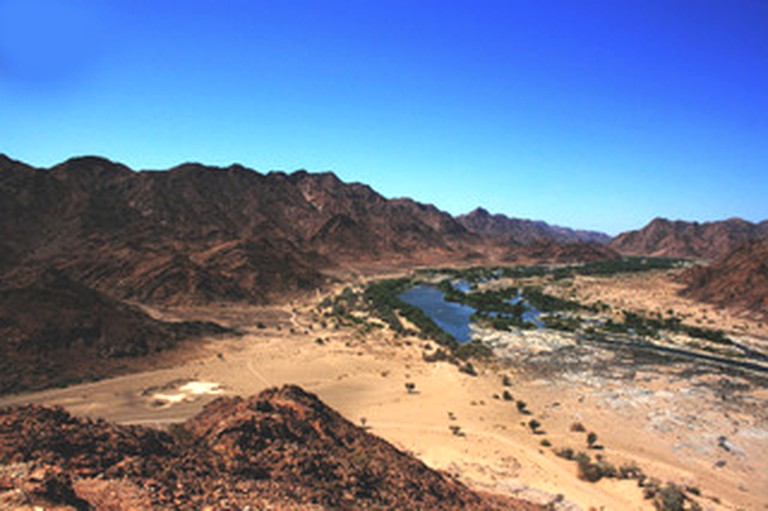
{"left": 0, "top": 385, "right": 541, "bottom": 510}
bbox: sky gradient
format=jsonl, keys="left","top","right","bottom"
{"left": 1, "top": 0, "right": 766, "bottom": 234}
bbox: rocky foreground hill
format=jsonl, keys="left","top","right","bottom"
{"left": 681, "top": 237, "right": 768, "bottom": 318}
{"left": 610, "top": 217, "right": 768, "bottom": 260}
{"left": 0, "top": 385, "right": 540, "bottom": 510}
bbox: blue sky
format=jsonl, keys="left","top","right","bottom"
{"left": 1, "top": 0, "right": 766, "bottom": 234}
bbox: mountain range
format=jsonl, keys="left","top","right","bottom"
{"left": 0, "top": 154, "right": 624, "bottom": 308}
{"left": 1, "top": 153, "right": 767, "bottom": 393}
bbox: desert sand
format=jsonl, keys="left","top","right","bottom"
{"left": 1, "top": 277, "right": 765, "bottom": 510}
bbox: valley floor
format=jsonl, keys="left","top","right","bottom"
{"left": 1, "top": 274, "right": 766, "bottom": 511}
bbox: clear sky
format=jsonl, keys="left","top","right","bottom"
{"left": 1, "top": 0, "right": 766, "bottom": 234}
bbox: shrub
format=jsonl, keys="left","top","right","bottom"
{"left": 596, "top": 459, "right": 618, "bottom": 479}
{"left": 502, "top": 390, "right": 513, "bottom": 401}
{"left": 654, "top": 483, "right": 686, "bottom": 511}
{"left": 459, "top": 362, "right": 477, "bottom": 376}
{"left": 576, "top": 457, "right": 603, "bottom": 483}
{"left": 618, "top": 463, "right": 644, "bottom": 480}
{"left": 570, "top": 422, "right": 586, "bottom": 432}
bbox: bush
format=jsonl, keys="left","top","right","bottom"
{"left": 502, "top": 390, "right": 513, "bottom": 401}
{"left": 576, "top": 457, "right": 603, "bottom": 483}
{"left": 618, "top": 463, "right": 644, "bottom": 480}
{"left": 459, "top": 362, "right": 477, "bottom": 376}
{"left": 654, "top": 483, "right": 686, "bottom": 511}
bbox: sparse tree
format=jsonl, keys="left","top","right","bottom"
{"left": 587, "top": 431, "right": 598, "bottom": 448}
{"left": 405, "top": 382, "right": 416, "bottom": 394}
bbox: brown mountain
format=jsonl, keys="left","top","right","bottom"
{"left": 505, "top": 240, "right": 622, "bottom": 264}
{"left": 0, "top": 385, "right": 539, "bottom": 510}
{"left": 458, "top": 207, "right": 611, "bottom": 246}
{"left": 0, "top": 268, "right": 227, "bottom": 395}
{"left": 680, "top": 238, "right": 768, "bottom": 318}
{"left": 0, "top": 155, "right": 480, "bottom": 306}
{"left": 610, "top": 217, "right": 768, "bottom": 260}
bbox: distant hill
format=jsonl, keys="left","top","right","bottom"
{"left": 680, "top": 238, "right": 768, "bottom": 318}
{"left": 0, "top": 385, "right": 539, "bottom": 510}
{"left": 505, "top": 240, "right": 622, "bottom": 264}
{"left": 458, "top": 207, "right": 611, "bottom": 246}
{"left": 610, "top": 217, "right": 768, "bottom": 260}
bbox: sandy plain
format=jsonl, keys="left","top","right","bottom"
{"left": 1, "top": 273, "right": 766, "bottom": 511}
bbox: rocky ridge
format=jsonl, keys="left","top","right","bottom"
{"left": 0, "top": 268, "right": 227, "bottom": 395}
{"left": 0, "top": 385, "right": 541, "bottom": 510}
{"left": 681, "top": 237, "right": 768, "bottom": 318}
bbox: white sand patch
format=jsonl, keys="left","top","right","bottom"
{"left": 151, "top": 381, "right": 223, "bottom": 405}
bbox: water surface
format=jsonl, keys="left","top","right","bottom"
{"left": 399, "top": 285, "right": 476, "bottom": 343}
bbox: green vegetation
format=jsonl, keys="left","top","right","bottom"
{"left": 419, "top": 256, "right": 684, "bottom": 284}
{"left": 551, "top": 447, "right": 702, "bottom": 509}
{"left": 522, "top": 287, "right": 583, "bottom": 312}
{"left": 568, "top": 256, "right": 684, "bottom": 277}
{"left": 542, "top": 314, "right": 582, "bottom": 332}
{"left": 599, "top": 310, "right": 734, "bottom": 347}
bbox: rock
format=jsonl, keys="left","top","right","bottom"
{"left": 0, "top": 385, "right": 544, "bottom": 510}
